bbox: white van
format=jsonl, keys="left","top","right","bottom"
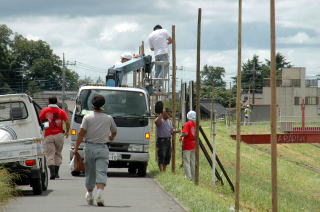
{"left": 70, "top": 86, "right": 151, "bottom": 176}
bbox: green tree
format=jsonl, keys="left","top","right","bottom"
{"left": 0, "top": 25, "right": 14, "bottom": 93}
{"left": 201, "top": 65, "right": 226, "bottom": 87}
{"left": 200, "top": 65, "right": 235, "bottom": 107}
{"left": 0, "top": 25, "right": 80, "bottom": 93}
{"left": 265, "top": 52, "right": 292, "bottom": 78}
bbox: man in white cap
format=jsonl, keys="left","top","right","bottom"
{"left": 180, "top": 110, "right": 196, "bottom": 180}
{"left": 116, "top": 52, "right": 133, "bottom": 86}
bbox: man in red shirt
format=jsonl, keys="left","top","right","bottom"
{"left": 180, "top": 110, "right": 196, "bottom": 180}
{"left": 39, "top": 96, "right": 70, "bottom": 180}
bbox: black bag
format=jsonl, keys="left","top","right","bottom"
{"left": 155, "top": 101, "right": 163, "bottom": 114}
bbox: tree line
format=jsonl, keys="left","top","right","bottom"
{"left": 0, "top": 24, "right": 80, "bottom": 94}
{"left": 201, "top": 53, "right": 292, "bottom": 107}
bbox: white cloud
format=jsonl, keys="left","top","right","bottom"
{"left": 1, "top": 0, "right": 320, "bottom": 84}
{"left": 25, "top": 34, "right": 41, "bottom": 41}
{"left": 279, "top": 32, "right": 320, "bottom": 45}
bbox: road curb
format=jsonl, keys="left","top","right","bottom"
{"left": 151, "top": 177, "right": 190, "bottom": 212}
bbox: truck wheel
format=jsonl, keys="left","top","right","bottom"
{"left": 137, "top": 162, "right": 147, "bottom": 177}
{"left": 128, "top": 165, "right": 137, "bottom": 175}
{"left": 31, "top": 176, "right": 43, "bottom": 195}
{"left": 41, "top": 159, "right": 48, "bottom": 191}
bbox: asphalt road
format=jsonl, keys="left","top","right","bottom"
{"left": 2, "top": 140, "right": 186, "bottom": 212}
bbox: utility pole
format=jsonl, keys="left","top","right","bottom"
{"left": 62, "top": 53, "right": 66, "bottom": 110}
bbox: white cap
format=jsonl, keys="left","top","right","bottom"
{"left": 187, "top": 110, "right": 196, "bottom": 121}
{"left": 120, "top": 52, "right": 132, "bottom": 60}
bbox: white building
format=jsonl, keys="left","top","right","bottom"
{"left": 262, "top": 67, "right": 320, "bottom": 120}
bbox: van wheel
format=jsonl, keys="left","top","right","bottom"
{"left": 41, "top": 158, "right": 48, "bottom": 191}
{"left": 31, "top": 173, "right": 43, "bottom": 195}
{"left": 137, "top": 162, "right": 147, "bottom": 177}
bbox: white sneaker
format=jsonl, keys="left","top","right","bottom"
{"left": 96, "top": 195, "right": 104, "bottom": 207}
{"left": 85, "top": 192, "right": 94, "bottom": 205}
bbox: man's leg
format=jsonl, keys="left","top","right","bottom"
{"left": 154, "top": 55, "right": 162, "bottom": 90}
{"left": 95, "top": 146, "right": 109, "bottom": 206}
{"left": 54, "top": 133, "right": 64, "bottom": 178}
{"left": 164, "top": 139, "right": 172, "bottom": 171}
{"left": 190, "top": 149, "right": 196, "bottom": 180}
{"left": 84, "top": 146, "right": 96, "bottom": 192}
{"left": 44, "top": 135, "right": 56, "bottom": 179}
{"left": 183, "top": 150, "right": 192, "bottom": 179}
{"left": 157, "top": 140, "right": 165, "bottom": 172}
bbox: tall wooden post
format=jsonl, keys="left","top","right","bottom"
{"left": 171, "top": 25, "right": 177, "bottom": 173}
{"left": 138, "top": 46, "right": 141, "bottom": 87}
{"left": 133, "top": 71, "right": 137, "bottom": 87}
{"left": 195, "top": 8, "right": 202, "bottom": 186}
{"left": 211, "top": 83, "right": 216, "bottom": 186}
{"left": 235, "top": 0, "right": 242, "bottom": 211}
{"left": 141, "top": 41, "right": 145, "bottom": 87}
{"left": 270, "top": 0, "right": 278, "bottom": 211}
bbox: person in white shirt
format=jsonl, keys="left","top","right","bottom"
{"left": 114, "top": 52, "right": 132, "bottom": 86}
{"left": 148, "top": 25, "right": 172, "bottom": 91}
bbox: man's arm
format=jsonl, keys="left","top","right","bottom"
{"left": 167, "top": 36, "right": 172, "bottom": 45}
{"left": 154, "top": 113, "right": 163, "bottom": 125}
{"left": 73, "top": 128, "right": 86, "bottom": 153}
{"left": 64, "top": 120, "right": 70, "bottom": 138}
{"left": 109, "top": 131, "right": 117, "bottom": 141}
{"left": 109, "top": 118, "right": 117, "bottom": 141}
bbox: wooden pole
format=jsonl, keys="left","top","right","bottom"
{"left": 171, "top": 25, "right": 177, "bottom": 173}
{"left": 195, "top": 8, "right": 202, "bottom": 186}
{"left": 133, "top": 71, "right": 137, "bottom": 87}
{"left": 141, "top": 41, "right": 145, "bottom": 87}
{"left": 270, "top": 0, "right": 278, "bottom": 211}
{"left": 211, "top": 83, "right": 216, "bottom": 187}
{"left": 138, "top": 45, "right": 141, "bottom": 87}
{"left": 235, "top": 0, "right": 242, "bottom": 211}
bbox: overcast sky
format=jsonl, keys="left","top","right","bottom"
{"left": 1, "top": 0, "right": 320, "bottom": 85}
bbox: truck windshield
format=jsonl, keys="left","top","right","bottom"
{"left": 78, "top": 89, "right": 148, "bottom": 117}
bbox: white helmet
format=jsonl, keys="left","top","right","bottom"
{"left": 187, "top": 110, "right": 196, "bottom": 121}
{"left": 120, "top": 52, "right": 132, "bottom": 60}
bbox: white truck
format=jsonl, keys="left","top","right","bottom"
{"left": 0, "top": 94, "right": 48, "bottom": 195}
{"left": 70, "top": 86, "right": 151, "bottom": 177}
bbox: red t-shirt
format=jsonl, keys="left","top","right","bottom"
{"left": 39, "top": 105, "right": 69, "bottom": 137}
{"left": 182, "top": 120, "right": 196, "bottom": 150}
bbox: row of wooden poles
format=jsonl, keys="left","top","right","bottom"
{"left": 134, "top": 2, "right": 278, "bottom": 211}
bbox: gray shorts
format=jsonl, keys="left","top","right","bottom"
{"left": 84, "top": 143, "right": 109, "bottom": 189}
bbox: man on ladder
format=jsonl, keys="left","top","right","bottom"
{"left": 148, "top": 24, "right": 172, "bottom": 92}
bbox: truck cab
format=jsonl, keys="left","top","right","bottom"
{"left": 70, "top": 86, "right": 151, "bottom": 176}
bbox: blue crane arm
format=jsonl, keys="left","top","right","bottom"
{"left": 106, "top": 55, "right": 152, "bottom": 87}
